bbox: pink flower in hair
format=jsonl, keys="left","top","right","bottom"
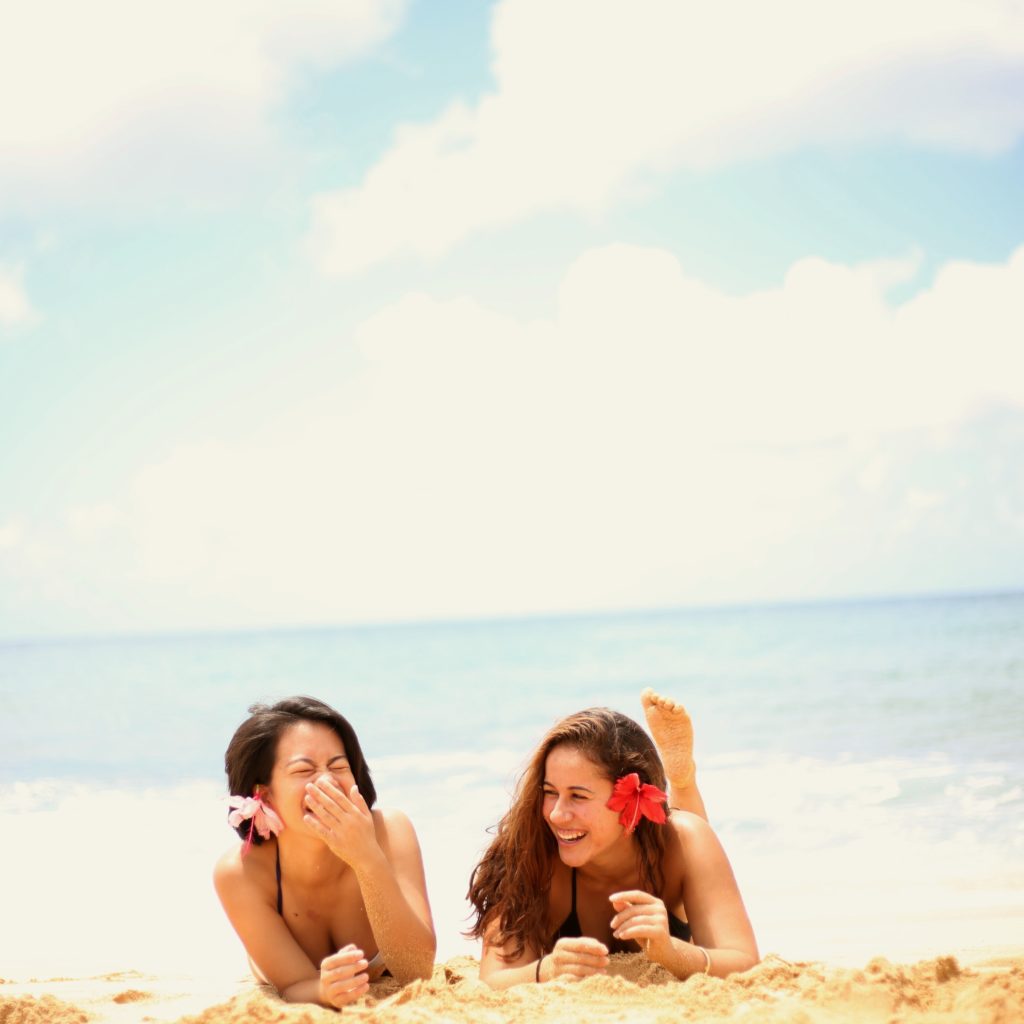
{"left": 227, "top": 793, "right": 283, "bottom": 854}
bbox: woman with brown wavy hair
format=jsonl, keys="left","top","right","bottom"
{"left": 468, "top": 690, "right": 758, "bottom": 987}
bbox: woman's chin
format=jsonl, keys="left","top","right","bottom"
{"left": 555, "top": 839, "right": 589, "bottom": 864}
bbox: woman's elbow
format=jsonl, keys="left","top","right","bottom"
{"left": 396, "top": 959, "right": 434, "bottom": 984}
{"left": 393, "top": 941, "right": 436, "bottom": 984}
{"left": 737, "top": 951, "right": 759, "bottom": 973}
{"left": 413, "top": 942, "right": 437, "bottom": 981}
{"left": 719, "top": 948, "right": 759, "bottom": 977}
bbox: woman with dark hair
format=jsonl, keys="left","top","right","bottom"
{"left": 214, "top": 697, "right": 435, "bottom": 1007}
{"left": 468, "top": 690, "right": 757, "bottom": 987}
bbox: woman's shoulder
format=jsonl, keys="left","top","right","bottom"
{"left": 370, "top": 804, "right": 415, "bottom": 829}
{"left": 666, "top": 808, "right": 712, "bottom": 838}
{"left": 663, "top": 810, "right": 723, "bottom": 863}
{"left": 212, "top": 840, "right": 274, "bottom": 901}
{"left": 370, "top": 805, "right": 423, "bottom": 847}
{"left": 369, "top": 806, "right": 429, "bottom": 874}
{"left": 662, "top": 809, "right": 741, "bottom": 896}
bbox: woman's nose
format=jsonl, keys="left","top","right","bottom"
{"left": 550, "top": 798, "right": 573, "bottom": 823}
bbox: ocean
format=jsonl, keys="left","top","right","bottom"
{"left": 2, "top": 591, "right": 1022, "bottom": 975}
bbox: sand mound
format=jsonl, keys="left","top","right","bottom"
{"left": 172, "top": 954, "right": 1024, "bottom": 1024}
{"left": 0, "top": 995, "right": 91, "bottom": 1024}
{"left": 110, "top": 992, "right": 151, "bottom": 1005}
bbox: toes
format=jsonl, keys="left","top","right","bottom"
{"left": 643, "top": 687, "right": 671, "bottom": 709}
{"left": 656, "top": 694, "right": 687, "bottom": 716}
{"left": 643, "top": 688, "right": 690, "bottom": 718}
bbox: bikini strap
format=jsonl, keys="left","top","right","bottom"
{"left": 275, "top": 844, "right": 283, "bottom": 916}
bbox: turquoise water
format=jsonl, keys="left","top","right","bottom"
{"left": 2, "top": 591, "right": 1022, "bottom": 971}
{"left": 4, "top": 590, "right": 1022, "bottom": 786}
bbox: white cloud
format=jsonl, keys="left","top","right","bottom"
{"left": 310, "top": 0, "right": 1024, "bottom": 274}
{"left": 66, "top": 502, "right": 125, "bottom": 537}
{"left": 0, "top": 265, "right": 35, "bottom": 328}
{"left": 0, "top": 0, "right": 406, "bottom": 207}
{"left": 2, "top": 242, "right": 1022, "bottom": 638}
{"left": 0, "top": 241, "right": 1009, "bottom": 637}
{"left": 0, "top": 521, "right": 24, "bottom": 549}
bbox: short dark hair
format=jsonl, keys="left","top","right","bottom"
{"left": 223, "top": 696, "right": 376, "bottom": 844}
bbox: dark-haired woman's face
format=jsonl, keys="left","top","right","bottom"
{"left": 265, "top": 721, "right": 355, "bottom": 834}
{"left": 542, "top": 744, "right": 625, "bottom": 867}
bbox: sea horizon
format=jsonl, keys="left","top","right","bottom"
{"left": 4, "top": 581, "right": 1021, "bottom": 649}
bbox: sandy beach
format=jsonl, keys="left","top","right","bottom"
{"left": 4, "top": 951, "right": 1023, "bottom": 1024}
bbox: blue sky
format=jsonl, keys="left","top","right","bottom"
{"left": 1, "top": 0, "right": 1023, "bottom": 639}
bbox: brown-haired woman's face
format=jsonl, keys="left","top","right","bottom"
{"left": 541, "top": 744, "right": 625, "bottom": 867}
{"left": 266, "top": 720, "right": 355, "bottom": 834}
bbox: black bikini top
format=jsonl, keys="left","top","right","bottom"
{"left": 275, "top": 844, "right": 283, "bottom": 915}
{"left": 551, "top": 868, "right": 692, "bottom": 949}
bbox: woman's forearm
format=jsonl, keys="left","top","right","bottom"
{"left": 479, "top": 958, "right": 544, "bottom": 989}
{"left": 279, "top": 977, "right": 326, "bottom": 1006}
{"left": 656, "top": 939, "right": 757, "bottom": 980}
{"left": 353, "top": 849, "right": 436, "bottom": 983}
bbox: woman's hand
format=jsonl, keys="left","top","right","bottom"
{"left": 539, "top": 937, "right": 610, "bottom": 981}
{"left": 318, "top": 945, "right": 370, "bottom": 1008}
{"left": 303, "top": 778, "right": 381, "bottom": 870}
{"left": 609, "top": 890, "right": 672, "bottom": 959}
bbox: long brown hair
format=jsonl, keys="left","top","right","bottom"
{"left": 467, "top": 707, "right": 668, "bottom": 960}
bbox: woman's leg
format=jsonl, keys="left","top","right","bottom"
{"left": 641, "top": 688, "right": 708, "bottom": 822}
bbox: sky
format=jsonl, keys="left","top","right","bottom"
{"left": 1, "top": 0, "right": 1023, "bottom": 641}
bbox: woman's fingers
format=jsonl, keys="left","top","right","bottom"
{"left": 549, "top": 937, "right": 609, "bottom": 979}
{"left": 557, "top": 950, "right": 609, "bottom": 970}
{"left": 306, "top": 779, "right": 373, "bottom": 837}
{"left": 561, "top": 961, "right": 604, "bottom": 978}
{"left": 303, "top": 811, "right": 332, "bottom": 838}
{"left": 609, "top": 889, "right": 657, "bottom": 910}
{"left": 326, "top": 978, "right": 370, "bottom": 1007}
{"left": 556, "top": 937, "right": 608, "bottom": 955}
{"left": 610, "top": 903, "right": 665, "bottom": 930}
{"left": 615, "top": 915, "right": 665, "bottom": 941}
{"left": 305, "top": 781, "right": 346, "bottom": 820}
{"left": 609, "top": 892, "right": 667, "bottom": 930}
{"left": 347, "top": 783, "right": 370, "bottom": 813}
{"left": 322, "top": 945, "right": 366, "bottom": 971}
{"left": 320, "top": 946, "right": 371, "bottom": 1007}
{"left": 608, "top": 894, "right": 671, "bottom": 948}
{"left": 313, "top": 775, "right": 364, "bottom": 813}
{"left": 327, "top": 973, "right": 369, "bottom": 995}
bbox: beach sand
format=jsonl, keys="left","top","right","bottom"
{"left": 4, "top": 952, "right": 1022, "bottom": 1024}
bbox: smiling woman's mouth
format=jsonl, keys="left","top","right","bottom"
{"left": 554, "top": 829, "right": 586, "bottom": 845}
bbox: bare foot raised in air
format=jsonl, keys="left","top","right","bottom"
{"left": 641, "top": 688, "right": 707, "bottom": 821}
